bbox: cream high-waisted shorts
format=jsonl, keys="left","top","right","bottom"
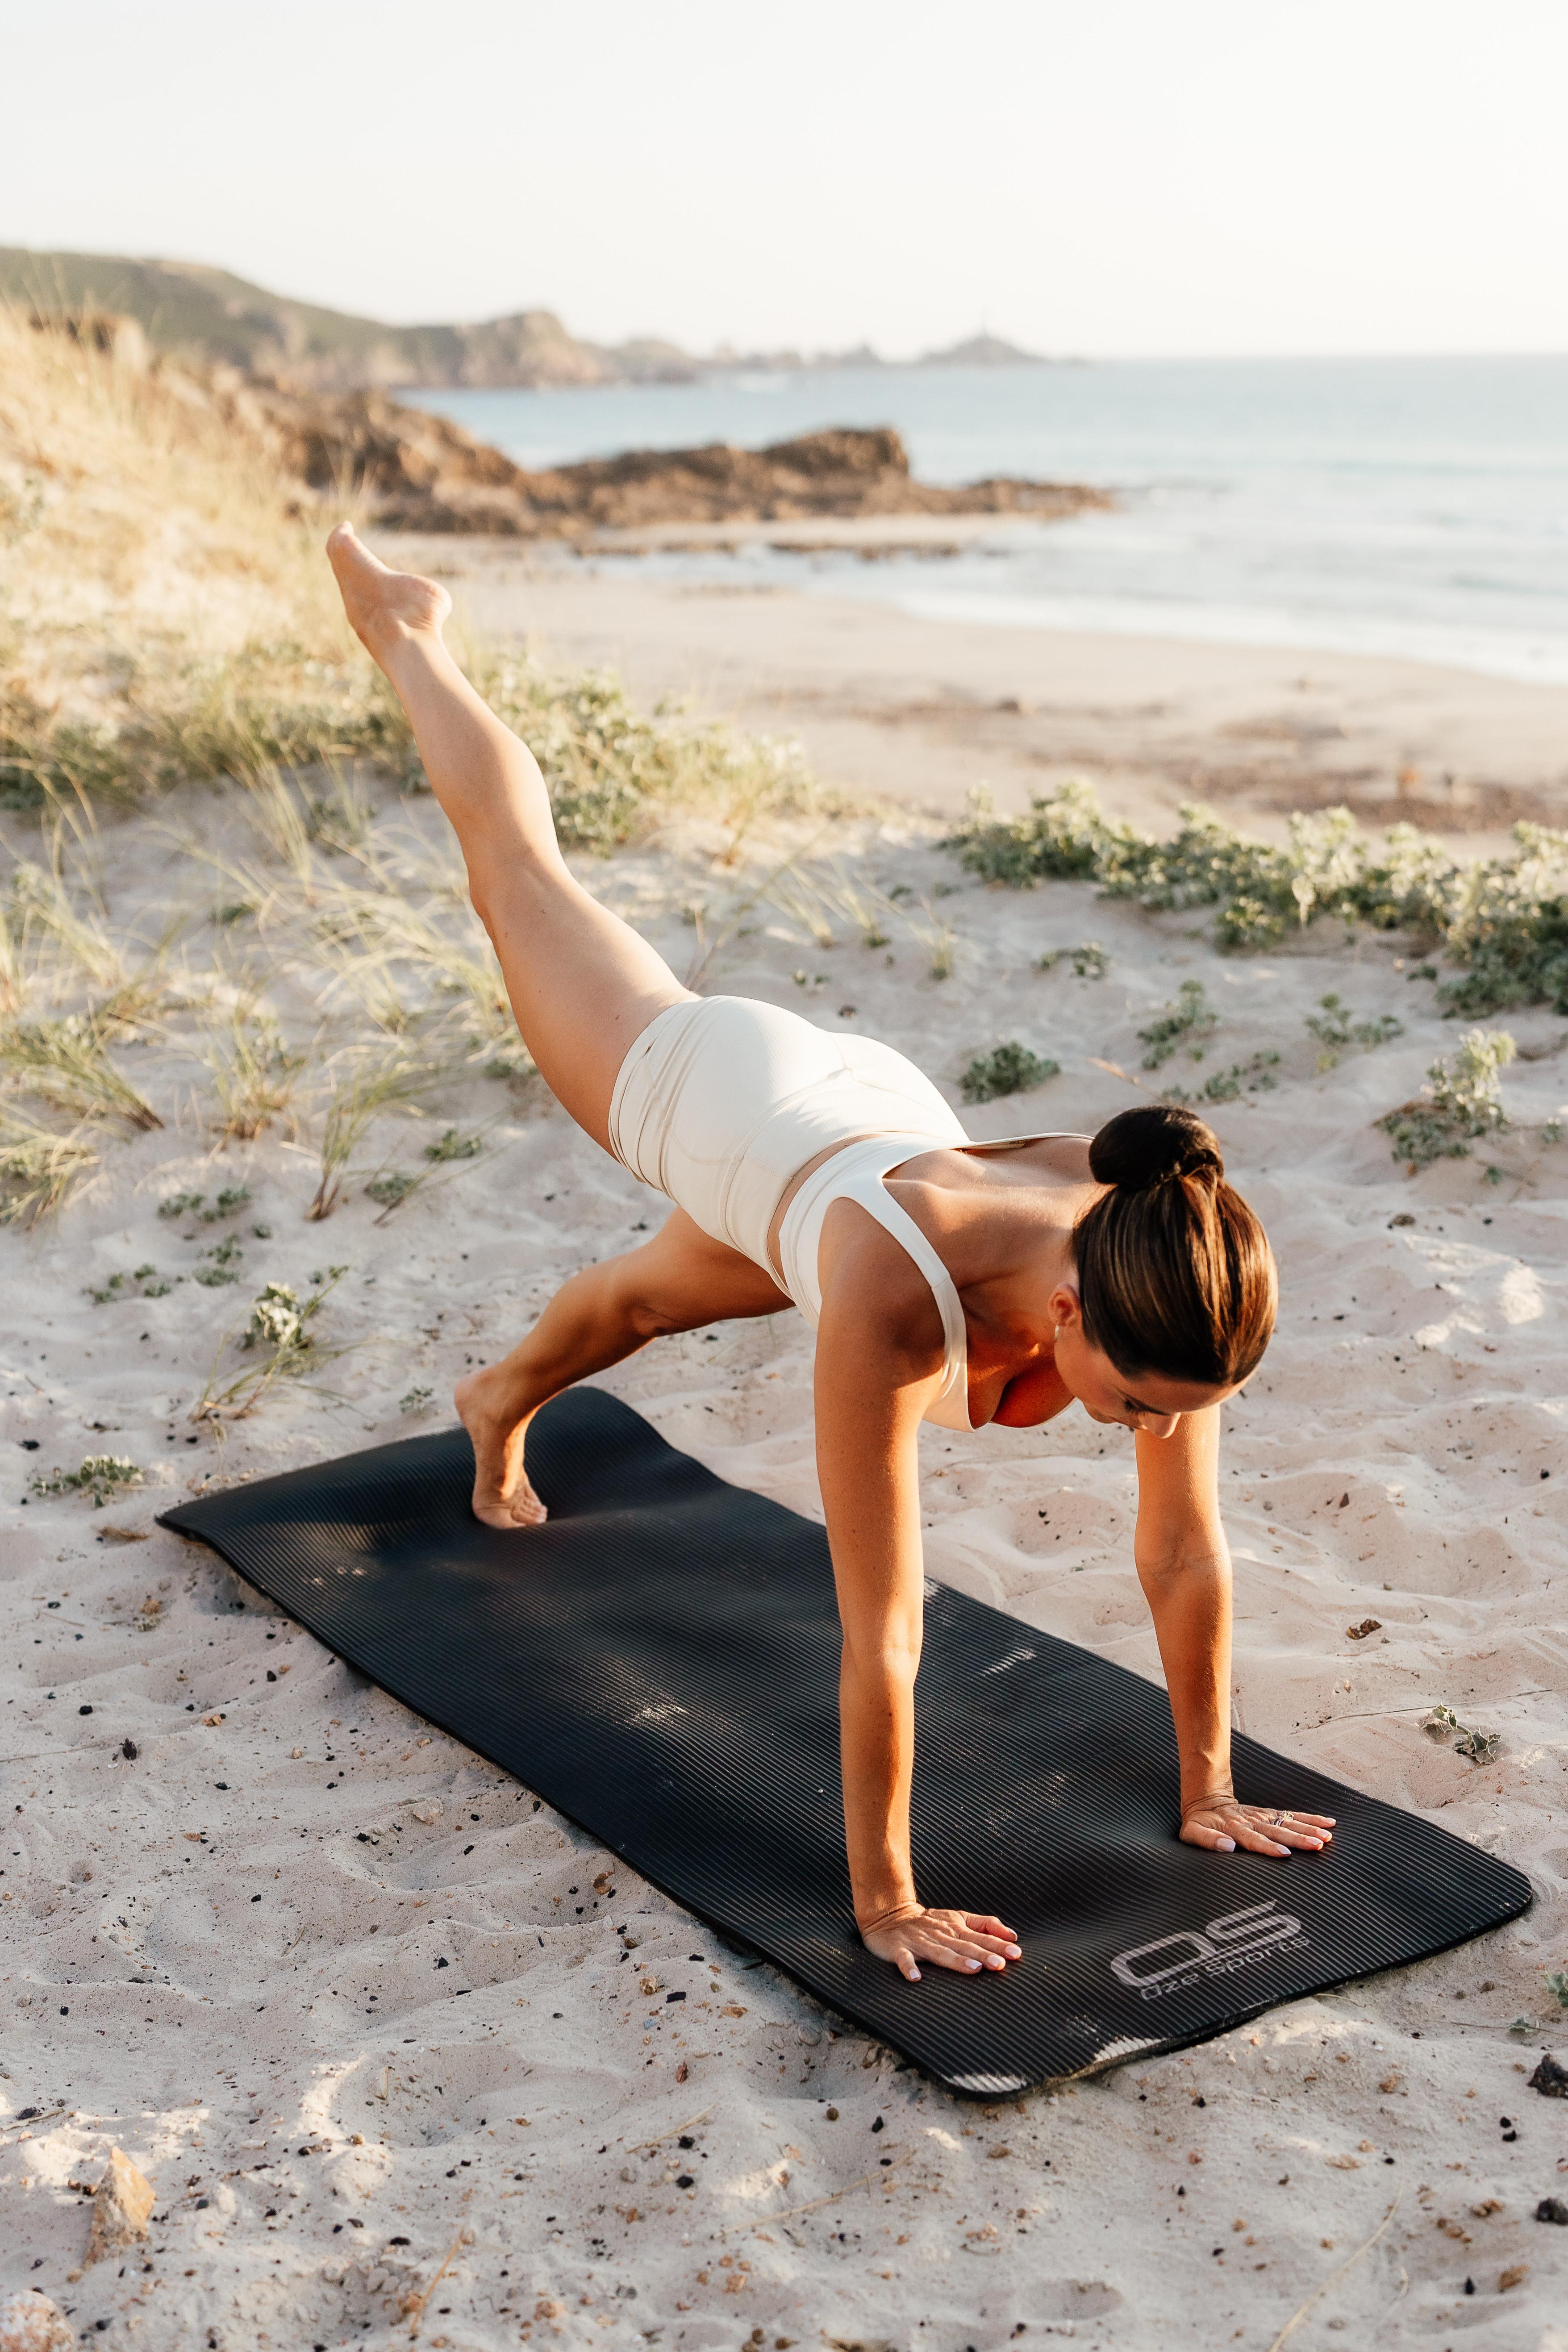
{"left": 606, "top": 994, "right": 964, "bottom": 1292}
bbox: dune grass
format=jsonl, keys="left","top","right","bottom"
{"left": 0, "top": 1105, "right": 100, "bottom": 1225}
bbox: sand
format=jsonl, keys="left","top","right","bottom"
{"left": 416, "top": 542, "right": 1568, "bottom": 849}
{"left": 4, "top": 580, "right": 1568, "bottom": 2348}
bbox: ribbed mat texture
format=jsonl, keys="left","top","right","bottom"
{"left": 160, "top": 1388, "right": 1530, "bottom": 2094}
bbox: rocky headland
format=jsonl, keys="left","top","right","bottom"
{"left": 26, "top": 315, "right": 1107, "bottom": 541}
{"left": 3, "top": 247, "right": 1062, "bottom": 390}
{"left": 235, "top": 384, "right": 1109, "bottom": 538}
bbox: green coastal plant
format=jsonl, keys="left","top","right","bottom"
{"left": 1138, "top": 980, "right": 1218, "bottom": 1070}
{"left": 31, "top": 1454, "right": 143, "bottom": 1507}
{"left": 191, "top": 1266, "right": 349, "bottom": 1420}
{"left": 960, "top": 1041, "right": 1060, "bottom": 1104}
{"left": 1422, "top": 1701, "right": 1501, "bottom": 1765}
{"left": 308, "top": 1047, "right": 442, "bottom": 1221}
{"left": 1036, "top": 940, "right": 1109, "bottom": 980}
{"left": 1306, "top": 993, "right": 1404, "bottom": 1070}
{"left": 480, "top": 655, "right": 817, "bottom": 852}
{"left": 86, "top": 1264, "right": 170, "bottom": 1304}
{"left": 946, "top": 778, "right": 1568, "bottom": 1012}
{"left": 193, "top": 1236, "right": 245, "bottom": 1288}
{"left": 1380, "top": 1030, "right": 1516, "bottom": 1171}
{"left": 1166, "top": 1050, "right": 1280, "bottom": 1106}
{"left": 423, "top": 1127, "right": 484, "bottom": 1163}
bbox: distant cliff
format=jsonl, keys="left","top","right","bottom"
{"left": 1, "top": 248, "right": 1059, "bottom": 391}
{"left": 0, "top": 248, "right": 689, "bottom": 391}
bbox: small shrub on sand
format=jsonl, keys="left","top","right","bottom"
{"left": 947, "top": 779, "right": 1568, "bottom": 1013}
{"left": 1306, "top": 992, "right": 1403, "bottom": 1070}
{"left": 1422, "top": 1702, "right": 1501, "bottom": 1765}
{"left": 308, "top": 1047, "right": 442, "bottom": 1221}
{"left": 191, "top": 1267, "right": 348, "bottom": 1420}
{"left": 1380, "top": 1030, "right": 1516, "bottom": 1170}
{"left": 960, "top": 1041, "right": 1060, "bottom": 1104}
{"left": 1166, "top": 1050, "right": 1280, "bottom": 1106}
{"left": 423, "top": 1126, "right": 484, "bottom": 1163}
{"left": 481, "top": 656, "right": 817, "bottom": 851}
{"left": 31, "top": 1453, "right": 143, "bottom": 1507}
{"left": 1036, "top": 940, "right": 1109, "bottom": 979}
{"left": 86, "top": 1264, "right": 170, "bottom": 1304}
{"left": 1138, "top": 980, "right": 1218, "bottom": 1070}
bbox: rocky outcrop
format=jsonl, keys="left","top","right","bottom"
{"left": 84, "top": 2145, "right": 155, "bottom": 2262}
{"left": 228, "top": 386, "right": 1109, "bottom": 539}
{"left": 16, "top": 306, "right": 1107, "bottom": 538}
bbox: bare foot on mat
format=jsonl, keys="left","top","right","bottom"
{"left": 455, "top": 1370, "right": 547, "bottom": 1530}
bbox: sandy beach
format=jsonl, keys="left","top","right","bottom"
{"left": 419, "top": 543, "right": 1568, "bottom": 847}
{"left": 4, "top": 570, "right": 1568, "bottom": 2350}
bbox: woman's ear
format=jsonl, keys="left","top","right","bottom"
{"left": 1047, "top": 1282, "right": 1084, "bottom": 1337}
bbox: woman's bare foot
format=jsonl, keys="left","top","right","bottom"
{"left": 454, "top": 1368, "right": 547, "bottom": 1530}
{"left": 326, "top": 521, "right": 452, "bottom": 666}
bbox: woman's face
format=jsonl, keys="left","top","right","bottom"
{"left": 1047, "top": 1283, "right": 1234, "bottom": 1437}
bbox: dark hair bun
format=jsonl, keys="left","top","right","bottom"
{"left": 1089, "top": 1103, "right": 1223, "bottom": 1193}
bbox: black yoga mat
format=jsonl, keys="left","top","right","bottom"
{"left": 160, "top": 1388, "right": 1530, "bottom": 2096}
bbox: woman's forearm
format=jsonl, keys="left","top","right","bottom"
{"left": 838, "top": 1644, "right": 920, "bottom": 1927}
{"left": 1138, "top": 1547, "right": 1234, "bottom": 1807}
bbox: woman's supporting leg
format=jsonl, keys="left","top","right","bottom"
{"left": 327, "top": 523, "right": 688, "bottom": 1151}
{"left": 456, "top": 1209, "right": 788, "bottom": 1527}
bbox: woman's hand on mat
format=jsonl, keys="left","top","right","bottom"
{"left": 1179, "top": 1792, "right": 1336, "bottom": 1859}
{"left": 859, "top": 1903, "right": 1022, "bottom": 1983}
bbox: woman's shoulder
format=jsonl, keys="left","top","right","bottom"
{"left": 816, "top": 1192, "right": 951, "bottom": 1352}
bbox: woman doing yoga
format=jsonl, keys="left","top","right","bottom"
{"left": 327, "top": 525, "right": 1334, "bottom": 1986}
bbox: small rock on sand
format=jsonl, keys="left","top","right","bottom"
{"left": 0, "top": 2292, "right": 74, "bottom": 2351}
{"left": 1528, "top": 2053, "right": 1568, "bottom": 2098}
{"left": 410, "top": 1798, "right": 444, "bottom": 1824}
{"left": 85, "top": 2145, "right": 155, "bottom": 2262}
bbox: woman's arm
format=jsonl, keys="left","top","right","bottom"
{"left": 1134, "top": 1407, "right": 1333, "bottom": 1857}
{"left": 813, "top": 1222, "right": 1021, "bottom": 1980}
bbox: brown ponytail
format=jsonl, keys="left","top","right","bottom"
{"left": 1072, "top": 1105, "right": 1276, "bottom": 1387}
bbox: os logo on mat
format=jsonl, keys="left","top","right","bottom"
{"left": 1110, "top": 1900, "right": 1307, "bottom": 2001}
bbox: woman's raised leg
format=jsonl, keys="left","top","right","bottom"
{"left": 326, "top": 523, "right": 688, "bottom": 1151}
{"left": 327, "top": 528, "right": 785, "bottom": 1528}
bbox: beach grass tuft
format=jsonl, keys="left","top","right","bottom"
{"left": 0, "top": 1012, "right": 162, "bottom": 1130}
{"left": 0, "top": 1106, "right": 100, "bottom": 1225}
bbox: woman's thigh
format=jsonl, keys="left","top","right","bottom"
{"left": 478, "top": 855, "right": 691, "bottom": 1152}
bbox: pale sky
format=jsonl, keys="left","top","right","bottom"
{"left": 3, "top": 0, "right": 1564, "bottom": 357}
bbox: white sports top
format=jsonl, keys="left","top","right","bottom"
{"left": 776, "top": 1130, "right": 1088, "bottom": 1433}
{"left": 608, "top": 994, "right": 1085, "bottom": 1434}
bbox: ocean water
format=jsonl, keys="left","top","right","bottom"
{"left": 415, "top": 359, "right": 1568, "bottom": 686}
